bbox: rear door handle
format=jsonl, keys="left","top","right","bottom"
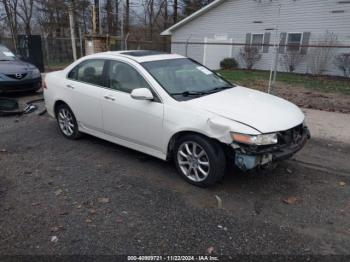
{"left": 66, "top": 84, "right": 74, "bottom": 89}
{"left": 104, "top": 95, "right": 115, "bottom": 101}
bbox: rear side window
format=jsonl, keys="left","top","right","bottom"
{"left": 68, "top": 59, "right": 106, "bottom": 86}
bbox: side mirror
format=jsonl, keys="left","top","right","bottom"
{"left": 130, "top": 88, "right": 154, "bottom": 101}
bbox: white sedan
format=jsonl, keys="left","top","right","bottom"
{"left": 44, "top": 50, "right": 310, "bottom": 187}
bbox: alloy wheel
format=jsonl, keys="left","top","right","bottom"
{"left": 177, "top": 141, "right": 210, "bottom": 182}
{"left": 58, "top": 108, "right": 75, "bottom": 137}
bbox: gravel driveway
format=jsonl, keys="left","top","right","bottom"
{"left": 0, "top": 94, "right": 350, "bottom": 258}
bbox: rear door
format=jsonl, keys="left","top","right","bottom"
{"left": 66, "top": 59, "right": 107, "bottom": 132}
{"left": 101, "top": 59, "right": 164, "bottom": 151}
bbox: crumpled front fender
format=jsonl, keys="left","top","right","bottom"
{"left": 207, "top": 117, "right": 261, "bottom": 144}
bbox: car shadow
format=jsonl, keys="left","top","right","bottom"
{"left": 77, "top": 131, "right": 295, "bottom": 196}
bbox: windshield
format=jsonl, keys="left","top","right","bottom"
{"left": 142, "top": 58, "right": 233, "bottom": 100}
{"left": 0, "top": 46, "right": 16, "bottom": 61}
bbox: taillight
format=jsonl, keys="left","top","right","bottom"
{"left": 43, "top": 81, "right": 47, "bottom": 89}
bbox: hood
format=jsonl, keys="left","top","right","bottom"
{"left": 0, "top": 60, "right": 36, "bottom": 74}
{"left": 186, "top": 86, "right": 304, "bottom": 133}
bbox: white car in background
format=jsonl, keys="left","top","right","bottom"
{"left": 44, "top": 51, "right": 310, "bottom": 187}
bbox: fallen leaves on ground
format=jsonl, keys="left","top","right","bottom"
{"left": 98, "top": 197, "right": 110, "bottom": 204}
{"left": 54, "top": 189, "right": 63, "bottom": 196}
{"left": 282, "top": 196, "right": 299, "bottom": 205}
{"left": 215, "top": 195, "right": 223, "bottom": 209}
{"left": 51, "top": 226, "right": 64, "bottom": 232}
{"left": 206, "top": 246, "right": 215, "bottom": 255}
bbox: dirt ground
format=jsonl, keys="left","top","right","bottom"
{"left": 0, "top": 94, "right": 350, "bottom": 258}
{"left": 240, "top": 80, "right": 350, "bottom": 114}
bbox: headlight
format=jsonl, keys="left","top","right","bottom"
{"left": 231, "top": 132, "right": 278, "bottom": 145}
{"left": 32, "top": 68, "right": 41, "bottom": 78}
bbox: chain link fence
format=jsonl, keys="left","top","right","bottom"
{"left": 1, "top": 33, "right": 348, "bottom": 79}
{"left": 1, "top": 36, "right": 170, "bottom": 72}
{"left": 170, "top": 33, "right": 350, "bottom": 78}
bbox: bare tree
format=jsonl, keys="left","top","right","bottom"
{"left": 173, "top": 0, "right": 177, "bottom": 23}
{"left": 280, "top": 49, "right": 305, "bottom": 72}
{"left": 105, "top": 0, "right": 115, "bottom": 34}
{"left": 239, "top": 46, "right": 261, "bottom": 70}
{"left": 307, "top": 31, "right": 338, "bottom": 75}
{"left": 125, "top": 0, "right": 130, "bottom": 34}
{"left": 17, "top": 0, "right": 34, "bottom": 35}
{"left": 1, "top": 0, "right": 19, "bottom": 51}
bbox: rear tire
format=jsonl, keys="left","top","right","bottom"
{"left": 56, "top": 104, "right": 81, "bottom": 140}
{"left": 173, "top": 134, "right": 226, "bottom": 187}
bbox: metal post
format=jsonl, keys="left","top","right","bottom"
{"left": 120, "top": 0, "right": 124, "bottom": 50}
{"left": 185, "top": 34, "right": 192, "bottom": 57}
{"left": 79, "top": 27, "right": 83, "bottom": 57}
{"left": 125, "top": 32, "right": 129, "bottom": 50}
{"left": 68, "top": 7, "right": 77, "bottom": 61}
{"left": 99, "top": 0, "right": 102, "bottom": 34}
{"left": 268, "top": 3, "right": 282, "bottom": 94}
{"left": 268, "top": 28, "right": 279, "bottom": 94}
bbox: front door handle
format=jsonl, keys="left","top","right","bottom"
{"left": 66, "top": 84, "right": 74, "bottom": 89}
{"left": 104, "top": 95, "right": 115, "bottom": 101}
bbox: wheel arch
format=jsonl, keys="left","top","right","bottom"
{"left": 54, "top": 100, "right": 70, "bottom": 118}
{"left": 166, "top": 130, "right": 224, "bottom": 160}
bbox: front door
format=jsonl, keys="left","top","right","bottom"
{"left": 101, "top": 60, "right": 164, "bottom": 151}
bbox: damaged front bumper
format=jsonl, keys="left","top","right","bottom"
{"left": 233, "top": 125, "right": 311, "bottom": 171}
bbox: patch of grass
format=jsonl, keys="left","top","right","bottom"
{"left": 218, "top": 69, "right": 350, "bottom": 95}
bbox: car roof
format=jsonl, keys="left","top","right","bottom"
{"left": 90, "top": 50, "right": 186, "bottom": 63}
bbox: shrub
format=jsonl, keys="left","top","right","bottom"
{"left": 220, "top": 57, "right": 239, "bottom": 70}
{"left": 334, "top": 53, "right": 350, "bottom": 78}
{"left": 280, "top": 49, "right": 305, "bottom": 72}
{"left": 239, "top": 46, "right": 262, "bottom": 70}
{"left": 307, "top": 31, "right": 338, "bottom": 75}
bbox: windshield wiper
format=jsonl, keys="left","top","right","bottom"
{"left": 170, "top": 91, "right": 207, "bottom": 97}
{"left": 170, "top": 86, "right": 233, "bottom": 97}
{"left": 205, "top": 86, "right": 233, "bottom": 94}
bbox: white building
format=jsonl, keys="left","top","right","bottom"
{"left": 162, "top": 0, "right": 350, "bottom": 76}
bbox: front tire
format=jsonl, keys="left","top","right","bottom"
{"left": 56, "top": 104, "right": 81, "bottom": 140}
{"left": 173, "top": 134, "right": 226, "bottom": 187}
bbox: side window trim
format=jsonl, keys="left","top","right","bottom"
{"left": 105, "top": 59, "right": 162, "bottom": 103}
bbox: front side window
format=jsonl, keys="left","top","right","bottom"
{"left": 107, "top": 60, "right": 150, "bottom": 93}
{"left": 68, "top": 59, "right": 106, "bottom": 86}
{"left": 142, "top": 58, "right": 233, "bottom": 100}
{"left": 287, "top": 33, "right": 302, "bottom": 51}
{"left": 251, "top": 34, "right": 264, "bottom": 51}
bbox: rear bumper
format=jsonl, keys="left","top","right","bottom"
{"left": 0, "top": 78, "right": 42, "bottom": 93}
{"left": 234, "top": 126, "right": 310, "bottom": 170}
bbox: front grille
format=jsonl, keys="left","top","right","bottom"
{"left": 277, "top": 124, "right": 304, "bottom": 145}
{"left": 6, "top": 73, "right": 27, "bottom": 80}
